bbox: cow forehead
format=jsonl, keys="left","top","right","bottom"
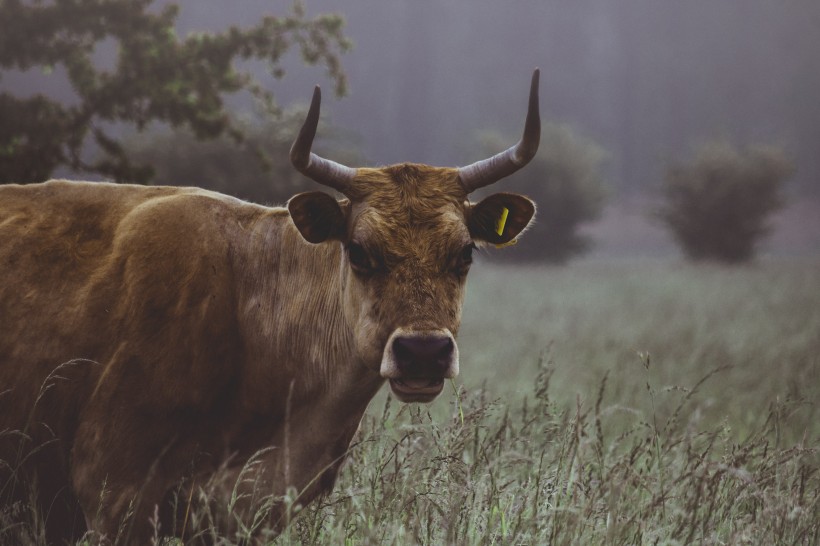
{"left": 350, "top": 164, "right": 470, "bottom": 252}
{"left": 353, "top": 164, "right": 466, "bottom": 210}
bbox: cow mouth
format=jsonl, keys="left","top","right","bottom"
{"left": 388, "top": 377, "right": 445, "bottom": 402}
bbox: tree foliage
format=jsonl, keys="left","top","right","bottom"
{"left": 657, "top": 141, "right": 794, "bottom": 263}
{"left": 0, "top": 0, "right": 349, "bottom": 184}
{"left": 474, "top": 125, "right": 608, "bottom": 264}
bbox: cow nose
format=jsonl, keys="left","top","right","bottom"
{"left": 392, "top": 335, "right": 454, "bottom": 375}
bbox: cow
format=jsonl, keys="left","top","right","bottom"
{"left": 0, "top": 70, "right": 540, "bottom": 544}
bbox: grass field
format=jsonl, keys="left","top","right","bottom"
{"left": 272, "top": 259, "right": 819, "bottom": 545}
{"left": 4, "top": 259, "right": 819, "bottom": 544}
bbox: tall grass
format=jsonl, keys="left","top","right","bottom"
{"left": 2, "top": 260, "right": 818, "bottom": 544}
{"left": 282, "top": 360, "right": 816, "bottom": 544}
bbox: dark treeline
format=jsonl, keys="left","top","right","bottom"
{"left": 5, "top": 0, "right": 819, "bottom": 197}
{"left": 177, "top": 0, "right": 817, "bottom": 197}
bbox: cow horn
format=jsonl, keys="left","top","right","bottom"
{"left": 290, "top": 86, "right": 357, "bottom": 194}
{"left": 458, "top": 69, "right": 541, "bottom": 193}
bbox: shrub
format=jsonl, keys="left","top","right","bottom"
{"left": 127, "top": 109, "right": 361, "bottom": 205}
{"left": 657, "top": 141, "right": 794, "bottom": 263}
{"left": 473, "top": 124, "right": 608, "bottom": 264}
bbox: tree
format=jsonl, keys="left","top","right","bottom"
{"left": 0, "top": 0, "right": 349, "bottom": 184}
{"left": 656, "top": 140, "right": 794, "bottom": 263}
{"left": 473, "top": 125, "right": 608, "bottom": 264}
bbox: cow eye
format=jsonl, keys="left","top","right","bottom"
{"left": 346, "top": 242, "right": 374, "bottom": 274}
{"left": 455, "top": 242, "right": 475, "bottom": 275}
{"left": 461, "top": 243, "right": 475, "bottom": 264}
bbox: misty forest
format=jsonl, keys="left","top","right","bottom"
{"left": 1, "top": 1, "right": 818, "bottom": 544}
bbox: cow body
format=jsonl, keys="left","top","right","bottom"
{"left": 0, "top": 180, "right": 381, "bottom": 542}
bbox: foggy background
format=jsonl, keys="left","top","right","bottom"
{"left": 6, "top": 0, "right": 820, "bottom": 257}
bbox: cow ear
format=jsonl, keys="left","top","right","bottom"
{"left": 468, "top": 192, "right": 535, "bottom": 245}
{"left": 287, "top": 191, "right": 348, "bottom": 243}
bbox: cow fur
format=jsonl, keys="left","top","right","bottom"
{"left": 0, "top": 165, "right": 534, "bottom": 544}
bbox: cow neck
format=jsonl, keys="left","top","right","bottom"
{"left": 233, "top": 208, "right": 382, "bottom": 416}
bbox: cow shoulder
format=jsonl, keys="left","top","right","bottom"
{"left": 95, "top": 188, "right": 266, "bottom": 406}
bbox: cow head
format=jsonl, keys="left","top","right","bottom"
{"left": 287, "top": 71, "right": 540, "bottom": 402}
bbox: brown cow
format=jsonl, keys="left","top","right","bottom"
{"left": 0, "top": 70, "right": 540, "bottom": 544}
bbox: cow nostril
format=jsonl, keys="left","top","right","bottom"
{"left": 393, "top": 335, "right": 454, "bottom": 365}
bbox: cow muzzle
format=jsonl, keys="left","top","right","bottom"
{"left": 380, "top": 328, "right": 459, "bottom": 403}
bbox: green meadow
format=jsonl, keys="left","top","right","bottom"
{"left": 269, "top": 259, "right": 819, "bottom": 545}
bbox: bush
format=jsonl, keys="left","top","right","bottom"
{"left": 127, "top": 109, "right": 361, "bottom": 205}
{"left": 657, "top": 141, "right": 794, "bottom": 263}
{"left": 473, "top": 125, "right": 608, "bottom": 264}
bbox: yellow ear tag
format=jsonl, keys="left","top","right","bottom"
{"left": 494, "top": 207, "right": 515, "bottom": 248}
{"left": 495, "top": 207, "right": 509, "bottom": 236}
